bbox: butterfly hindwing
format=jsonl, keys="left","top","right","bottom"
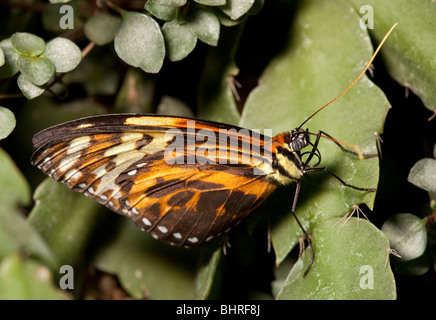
{"left": 31, "top": 114, "right": 277, "bottom": 247}
{"left": 116, "top": 158, "right": 277, "bottom": 246}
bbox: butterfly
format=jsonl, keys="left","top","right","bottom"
{"left": 31, "top": 24, "right": 397, "bottom": 275}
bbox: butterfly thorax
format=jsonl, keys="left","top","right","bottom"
{"left": 268, "top": 128, "right": 310, "bottom": 186}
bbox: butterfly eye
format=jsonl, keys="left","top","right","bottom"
{"left": 290, "top": 129, "right": 309, "bottom": 151}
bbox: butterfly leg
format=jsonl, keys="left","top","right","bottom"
{"left": 317, "top": 130, "right": 378, "bottom": 159}
{"left": 291, "top": 180, "right": 314, "bottom": 277}
{"left": 303, "top": 130, "right": 377, "bottom": 192}
{"left": 304, "top": 166, "right": 376, "bottom": 192}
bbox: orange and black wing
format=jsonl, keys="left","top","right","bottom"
{"left": 31, "top": 114, "right": 278, "bottom": 247}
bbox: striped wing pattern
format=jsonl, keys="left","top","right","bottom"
{"left": 31, "top": 114, "right": 278, "bottom": 247}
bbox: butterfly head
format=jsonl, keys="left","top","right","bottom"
{"left": 290, "top": 128, "right": 310, "bottom": 152}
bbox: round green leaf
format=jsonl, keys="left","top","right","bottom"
{"left": 381, "top": 213, "right": 427, "bottom": 261}
{"left": 11, "top": 32, "right": 45, "bottom": 57}
{"left": 153, "top": 0, "right": 186, "bottom": 6}
{"left": 44, "top": 37, "right": 82, "bottom": 73}
{"left": 84, "top": 13, "right": 121, "bottom": 46}
{"left": 217, "top": 0, "right": 264, "bottom": 27}
{"left": 17, "top": 74, "right": 46, "bottom": 99}
{"left": 188, "top": 9, "right": 220, "bottom": 46}
{"left": 145, "top": 0, "right": 177, "bottom": 21}
{"left": 0, "top": 107, "right": 16, "bottom": 139}
{"left": 0, "top": 47, "right": 19, "bottom": 79}
{"left": 220, "top": 0, "right": 255, "bottom": 20}
{"left": 17, "top": 55, "right": 55, "bottom": 86}
{"left": 276, "top": 218, "right": 396, "bottom": 300}
{"left": 114, "top": 11, "right": 165, "bottom": 74}
{"left": 162, "top": 20, "right": 197, "bottom": 61}
{"left": 407, "top": 158, "right": 436, "bottom": 192}
{"left": 195, "top": 0, "right": 226, "bottom": 5}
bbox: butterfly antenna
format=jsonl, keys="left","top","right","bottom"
{"left": 298, "top": 23, "right": 398, "bottom": 130}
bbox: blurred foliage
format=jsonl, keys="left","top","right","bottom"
{"left": 0, "top": 0, "right": 435, "bottom": 300}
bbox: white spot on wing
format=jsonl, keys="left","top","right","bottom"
{"left": 158, "top": 226, "right": 168, "bottom": 233}
{"left": 127, "top": 169, "right": 137, "bottom": 176}
{"left": 142, "top": 217, "right": 152, "bottom": 226}
{"left": 188, "top": 237, "right": 198, "bottom": 244}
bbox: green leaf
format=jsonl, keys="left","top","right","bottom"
{"left": 388, "top": 248, "right": 431, "bottom": 276}
{"left": 17, "top": 55, "right": 55, "bottom": 86}
{"left": 84, "top": 13, "right": 121, "bottom": 46}
{"left": 11, "top": 32, "right": 45, "bottom": 57}
{"left": 28, "top": 179, "right": 104, "bottom": 267}
{"left": 0, "top": 147, "right": 31, "bottom": 211}
{"left": 0, "top": 254, "right": 68, "bottom": 300}
{"left": 216, "top": 0, "right": 263, "bottom": 27}
{"left": 346, "top": 0, "right": 436, "bottom": 112}
{"left": 0, "top": 47, "right": 19, "bottom": 79}
{"left": 114, "top": 11, "right": 165, "bottom": 74}
{"left": 195, "top": 246, "right": 223, "bottom": 299}
{"left": 239, "top": 0, "right": 389, "bottom": 265}
{"left": 407, "top": 158, "right": 436, "bottom": 192}
{"left": 145, "top": 0, "right": 177, "bottom": 21}
{"left": 220, "top": 0, "right": 255, "bottom": 20}
{"left": 17, "top": 74, "right": 46, "bottom": 99}
{"left": 156, "top": 95, "right": 194, "bottom": 117}
{"left": 276, "top": 218, "right": 396, "bottom": 299}
{"left": 0, "top": 107, "right": 16, "bottom": 140}
{"left": 0, "top": 206, "right": 58, "bottom": 270}
{"left": 0, "top": 148, "right": 58, "bottom": 269}
{"left": 189, "top": 8, "right": 220, "bottom": 46}
{"left": 94, "top": 217, "right": 197, "bottom": 299}
{"left": 44, "top": 37, "right": 82, "bottom": 73}
{"left": 382, "top": 213, "right": 427, "bottom": 262}
{"left": 0, "top": 48, "right": 4, "bottom": 66}
{"left": 197, "top": 26, "right": 241, "bottom": 125}
{"left": 195, "top": 0, "right": 226, "bottom": 5}
{"left": 153, "top": 0, "right": 187, "bottom": 6}
{"left": 162, "top": 19, "right": 197, "bottom": 61}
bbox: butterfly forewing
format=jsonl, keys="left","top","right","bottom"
{"left": 31, "top": 114, "right": 278, "bottom": 247}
